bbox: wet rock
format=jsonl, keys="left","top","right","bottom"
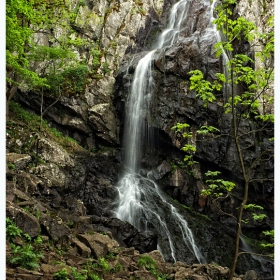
{"left": 244, "top": 270, "right": 259, "bottom": 280}
{"left": 90, "top": 216, "right": 157, "bottom": 254}
{"left": 151, "top": 160, "right": 172, "bottom": 180}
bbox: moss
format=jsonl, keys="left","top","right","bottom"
{"left": 8, "top": 101, "right": 88, "bottom": 155}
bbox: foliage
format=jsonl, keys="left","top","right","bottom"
{"left": 6, "top": 0, "right": 48, "bottom": 89}
{"left": 8, "top": 163, "right": 15, "bottom": 170}
{"left": 33, "top": 235, "right": 43, "bottom": 253}
{"left": 106, "top": 251, "right": 116, "bottom": 261}
{"left": 91, "top": 47, "right": 102, "bottom": 70}
{"left": 102, "top": 61, "right": 111, "bottom": 75}
{"left": 10, "top": 243, "right": 44, "bottom": 270}
{"left": 171, "top": 123, "right": 198, "bottom": 167}
{"left": 5, "top": 0, "right": 93, "bottom": 120}
{"left": 88, "top": 274, "right": 102, "bottom": 280}
{"left": 9, "top": 101, "right": 86, "bottom": 154}
{"left": 46, "top": 64, "right": 88, "bottom": 96}
{"left": 112, "top": 263, "right": 122, "bottom": 273}
{"left": 138, "top": 255, "right": 158, "bottom": 277}
{"left": 71, "top": 267, "right": 88, "bottom": 280}
{"left": 7, "top": 218, "right": 44, "bottom": 270}
{"left": 175, "top": 0, "right": 274, "bottom": 278}
{"left": 261, "top": 230, "right": 274, "bottom": 254}
{"left": 137, "top": 255, "right": 170, "bottom": 279}
{"left": 201, "top": 171, "right": 235, "bottom": 197}
{"left": 54, "top": 268, "right": 69, "bottom": 280}
{"left": 99, "top": 257, "right": 110, "bottom": 271}
{"left": 6, "top": 218, "right": 22, "bottom": 242}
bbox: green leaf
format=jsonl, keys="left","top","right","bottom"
{"left": 244, "top": 204, "right": 264, "bottom": 210}
{"left": 181, "top": 144, "right": 196, "bottom": 153}
{"left": 205, "top": 171, "right": 221, "bottom": 177}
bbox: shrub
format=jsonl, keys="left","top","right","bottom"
{"left": 99, "top": 257, "right": 110, "bottom": 271}
{"left": 10, "top": 243, "right": 44, "bottom": 270}
{"left": 71, "top": 267, "right": 87, "bottom": 280}
{"left": 6, "top": 218, "right": 22, "bottom": 242}
{"left": 54, "top": 268, "right": 69, "bottom": 280}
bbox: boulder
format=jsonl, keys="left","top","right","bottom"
{"left": 244, "top": 270, "right": 259, "bottom": 280}
{"left": 72, "top": 238, "right": 91, "bottom": 258}
{"left": 90, "top": 216, "right": 158, "bottom": 254}
{"left": 76, "top": 233, "right": 119, "bottom": 259}
{"left": 6, "top": 202, "right": 40, "bottom": 238}
{"left": 150, "top": 160, "right": 172, "bottom": 180}
{"left": 13, "top": 171, "right": 43, "bottom": 195}
{"left": 40, "top": 214, "right": 71, "bottom": 246}
{"left": 6, "top": 153, "right": 31, "bottom": 170}
{"left": 36, "top": 138, "right": 74, "bottom": 167}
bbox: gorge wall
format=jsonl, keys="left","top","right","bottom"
{"left": 11, "top": 0, "right": 274, "bottom": 278}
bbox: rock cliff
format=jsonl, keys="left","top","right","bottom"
{"left": 7, "top": 0, "right": 274, "bottom": 278}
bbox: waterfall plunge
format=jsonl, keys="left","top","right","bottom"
{"left": 113, "top": 0, "right": 219, "bottom": 264}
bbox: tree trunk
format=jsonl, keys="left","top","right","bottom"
{"left": 229, "top": 181, "right": 249, "bottom": 280}
{"left": 6, "top": 84, "right": 18, "bottom": 120}
{"left": 228, "top": 68, "right": 249, "bottom": 280}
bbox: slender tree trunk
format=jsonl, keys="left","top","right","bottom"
{"left": 229, "top": 68, "right": 249, "bottom": 280}
{"left": 40, "top": 89, "right": 44, "bottom": 131}
{"left": 39, "top": 85, "right": 61, "bottom": 131}
{"left": 229, "top": 181, "right": 249, "bottom": 280}
{"left": 6, "top": 84, "right": 18, "bottom": 120}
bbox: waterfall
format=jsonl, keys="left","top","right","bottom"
{"left": 239, "top": 235, "right": 274, "bottom": 277}
{"left": 113, "top": 0, "right": 221, "bottom": 264}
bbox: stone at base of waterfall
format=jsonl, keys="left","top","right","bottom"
{"left": 76, "top": 233, "right": 119, "bottom": 259}
{"left": 244, "top": 270, "right": 258, "bottom": 280}
{"left": 72, "top": 238, "right": 91, "bottom": 258}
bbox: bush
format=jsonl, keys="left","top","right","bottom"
{"left": 71, "top": 267, "right": 87, "bottom": 280}
{"left": 54, "top": 268, "right": 69, "bottom": 280}
{"left": 10, "top": 243, "right": 44, "bottom": 270}
{"left": 6, "top": 218, "right": 22, "bottom": 242}
{"left": 47, "top": 64, "right": 88, "bottom": 96}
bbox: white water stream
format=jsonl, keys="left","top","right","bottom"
{"left": 239, "top": 235, "right": 274, "bottom": 277}
{"left": 114, "top": 0, "right": 220, "bottom": 263}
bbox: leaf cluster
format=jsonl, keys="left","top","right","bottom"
{"left": 201, "top": 171, "right": 235, "bottom": 197}
{"left": 137, "top": 255, "right": 169, "bottom": 280}
{"left": 6, "top": 218, "right": 44, "bottom": 270}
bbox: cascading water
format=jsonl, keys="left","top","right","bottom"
{"left": 114, "top": 0, "right": 221, "bottom": 264}
{"left": 239, "top": 235, "right": 274, "bottom": 277}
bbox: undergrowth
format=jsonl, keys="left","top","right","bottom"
{"left": 8, "top": 101, "right": 87, "bottom": 154}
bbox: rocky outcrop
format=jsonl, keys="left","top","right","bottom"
{"left": 17, "top": 0, "right": 165, "bottom": 149}
{"left": 237, "top": 0, "right": 274, "bottom": 114}
{"left": 6, "top": 176, "right": 263, "bottom": 280}
{"left": 6, "top": 0, "right": 274, "bottom": 278}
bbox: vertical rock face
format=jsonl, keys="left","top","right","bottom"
{"left": 237, "top": 0, "right": 274, "bottom": 115}
{"left": 113, "top": 0, "right": 274, "bottom": 277}
{"left": 18, "top": 0, "right": 165, "bottom": 149}
{"left": 12, "top": 0, "right": 274, "bottom": 277}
